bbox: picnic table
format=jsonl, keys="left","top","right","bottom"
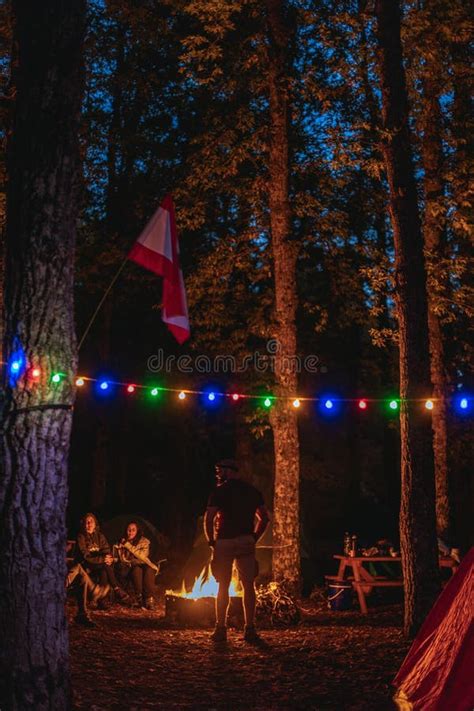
{"left": 329, "top": 554, "right": 458, "bottom": 614}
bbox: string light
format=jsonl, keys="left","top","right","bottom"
{"left": 455, "top": 395, "right": 471, "bottom": 413}
{"left": 8, "top": 349, "right": 26, "bottom": 380}
{"left": 5, "top": 363, "right": 469, "bottom": 418}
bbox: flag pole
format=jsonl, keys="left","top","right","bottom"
{"left": 77, "top": 255, "right": 129, "bottom": 351}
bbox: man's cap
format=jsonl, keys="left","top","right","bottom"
{"left": 215, "top": 459, "right": 239, "bottom": 471}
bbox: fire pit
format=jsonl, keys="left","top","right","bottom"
{"left": 165, "top": 566, "right": 244, "bottom": 627}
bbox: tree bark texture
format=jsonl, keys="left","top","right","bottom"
{"left": 450, "top": 36, "right": 472, "bottom": 233}
{"left": 420, "top": 68, "right": 451, "bottom": 538}
{"left": 265, "top": 0, "right": 300, "bottom": 589}
{"left": 0, "top": 2, "right": 85, "bottom": 708}
{"left": 374, "top": 0, "right": 440, "bottom": 637}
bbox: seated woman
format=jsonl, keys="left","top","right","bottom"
{"left": 75, "top": 512, "right": 130, "bottom": 606}
{"left": 116, "top": 521, "right": 156, "bottom": 610}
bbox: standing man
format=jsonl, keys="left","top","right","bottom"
{"left": 204, "top": 459, "right": 270, "bottom": 642}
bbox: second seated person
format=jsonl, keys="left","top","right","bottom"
{"left": 75, "top": 512, "right": 130, "bottom": 607}
{"left": 115, "top": 521, "right": 156, "bottom": 611}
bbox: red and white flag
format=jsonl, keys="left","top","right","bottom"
{"left": 128, "top": 194, "right": 190, "bottom": 344}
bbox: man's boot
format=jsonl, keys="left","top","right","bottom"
{"left": 243, "top": 625, "right": 262, "bottom": 643}
{"left": 210, "top": 625, "right": 227, "bottom": 642}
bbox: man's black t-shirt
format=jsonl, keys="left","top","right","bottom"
{"left": 207, "top": 479, "right": 264, "bottom": 539}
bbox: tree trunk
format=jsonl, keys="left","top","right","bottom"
{"left": 450, "top": 34, "right": 472, "bottom": 234}
{"left": 0, "top": 2, "right": 85, "bottom": 708}
{"left": 374, "top": 0, "right": 439, "bottom": 637}
{"left": 265, "top": 0, "right": 300, "bottom": 589}
{"left": 420, "top": 67, "right": 451, "bottom": 538}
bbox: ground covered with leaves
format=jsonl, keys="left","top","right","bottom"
{"left": 69, "top": 594, "right": 410, "bottom": 711}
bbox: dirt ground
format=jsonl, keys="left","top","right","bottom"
{"left": 69, "top": 594, "right": 410, "bottom": 711}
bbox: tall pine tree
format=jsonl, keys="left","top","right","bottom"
{"left": 0, "top": 1, "right": 85, "bottom": 707}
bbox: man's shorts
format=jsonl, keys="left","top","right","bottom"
{"left": 211, "top": 535, "right": 258, "bottom": 584}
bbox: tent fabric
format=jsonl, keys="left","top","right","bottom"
{"left": 102, "top": 515, "right": 169, "bottom": 563}
{"left": 394, "top": 547, "right": 474, "bottom": 711}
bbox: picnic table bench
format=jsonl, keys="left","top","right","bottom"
{"left": 329, "top": 554, "right": 458, "bottom": 614}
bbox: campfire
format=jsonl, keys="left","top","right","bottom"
{"left": 165, "top": 565, "right": 243, "bottom": 627}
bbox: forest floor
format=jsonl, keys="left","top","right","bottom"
{"left": 69, "top": 590, "right": 410, "bottom": 711}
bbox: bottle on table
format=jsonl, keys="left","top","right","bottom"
{"left": 350, "top": 534, "right": 358, "bottom": 557}
{"left": 343, "top": 532, "right": 351, "bottom": 556}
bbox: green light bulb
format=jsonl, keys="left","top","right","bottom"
{"left": 264, "top": 397, "right": 272, "bottom": 408}
{"left": 151, "top": 388, "right": 159, "bottom": 397}
{"left": 52, "top": 373, "right": 61, "bottom": 383}
{"left": 389, "top": 400, "right": 398, "bottom": 410}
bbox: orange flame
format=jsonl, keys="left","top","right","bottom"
{"left": 166, "top": 565, "right": 241, "bottom": 599}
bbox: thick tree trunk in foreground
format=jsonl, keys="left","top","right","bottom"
{"left": 0, "top": 2, "right": 85, "bottom": 708}
{"left": 266, "top": 0, "right": 300, "bottom": 589}
{"left": 374, "top": 0, "right": 439, "bottom": 637}
{"left": 420, "top": 68, "right": 451, "bottom": 538}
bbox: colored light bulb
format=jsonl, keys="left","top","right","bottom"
{"left": 208, "top": 392, "right": 216, "bottom": 401}
{"left": 76, "top": 377, "right": 85, "bottom": 387}
{"left": 389, "top": 400, "right": 398, "bottom": 410}
{"left": 425, "top": 399, "right": 434, "bottom": 410}
{"left": 178, "top": 391, "right": 186, "bottom": 400}
{"left": 358, "top": 399, "right": 367, "bottom": 410}
{"left": 11, "top": 361, "right": 21, "bottom": 373}
{"left": 324, "top": 399, "right": 333, "bottom": 410}
{"left": 51, "top": 373, "right": 61, "bottom": 383}
{"left": 460, "top": 397, "right": 468, "bottom": 410}
{"left": 151, "top": 388, "right": 159, "bottom": 396}
{"left": 100, "top": 381, "right": 109, "bottom": 390}
{"left": 32, "top": 368, "right": 41, "bottom": 379}
{"left": 293, "top": 399, "right": 301, "bottom": 408}
{"left": 127, "top": 385, "right": 136, "bottom": 394}
{"left": 231, "top": 393, "right": 240, "bottom": 401}
{"left": 264, "top": 397, "right": 272, "bottom": 408}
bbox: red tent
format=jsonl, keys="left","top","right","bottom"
{"left": 394, "top": 547, "right": 474, "bottom": 711}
